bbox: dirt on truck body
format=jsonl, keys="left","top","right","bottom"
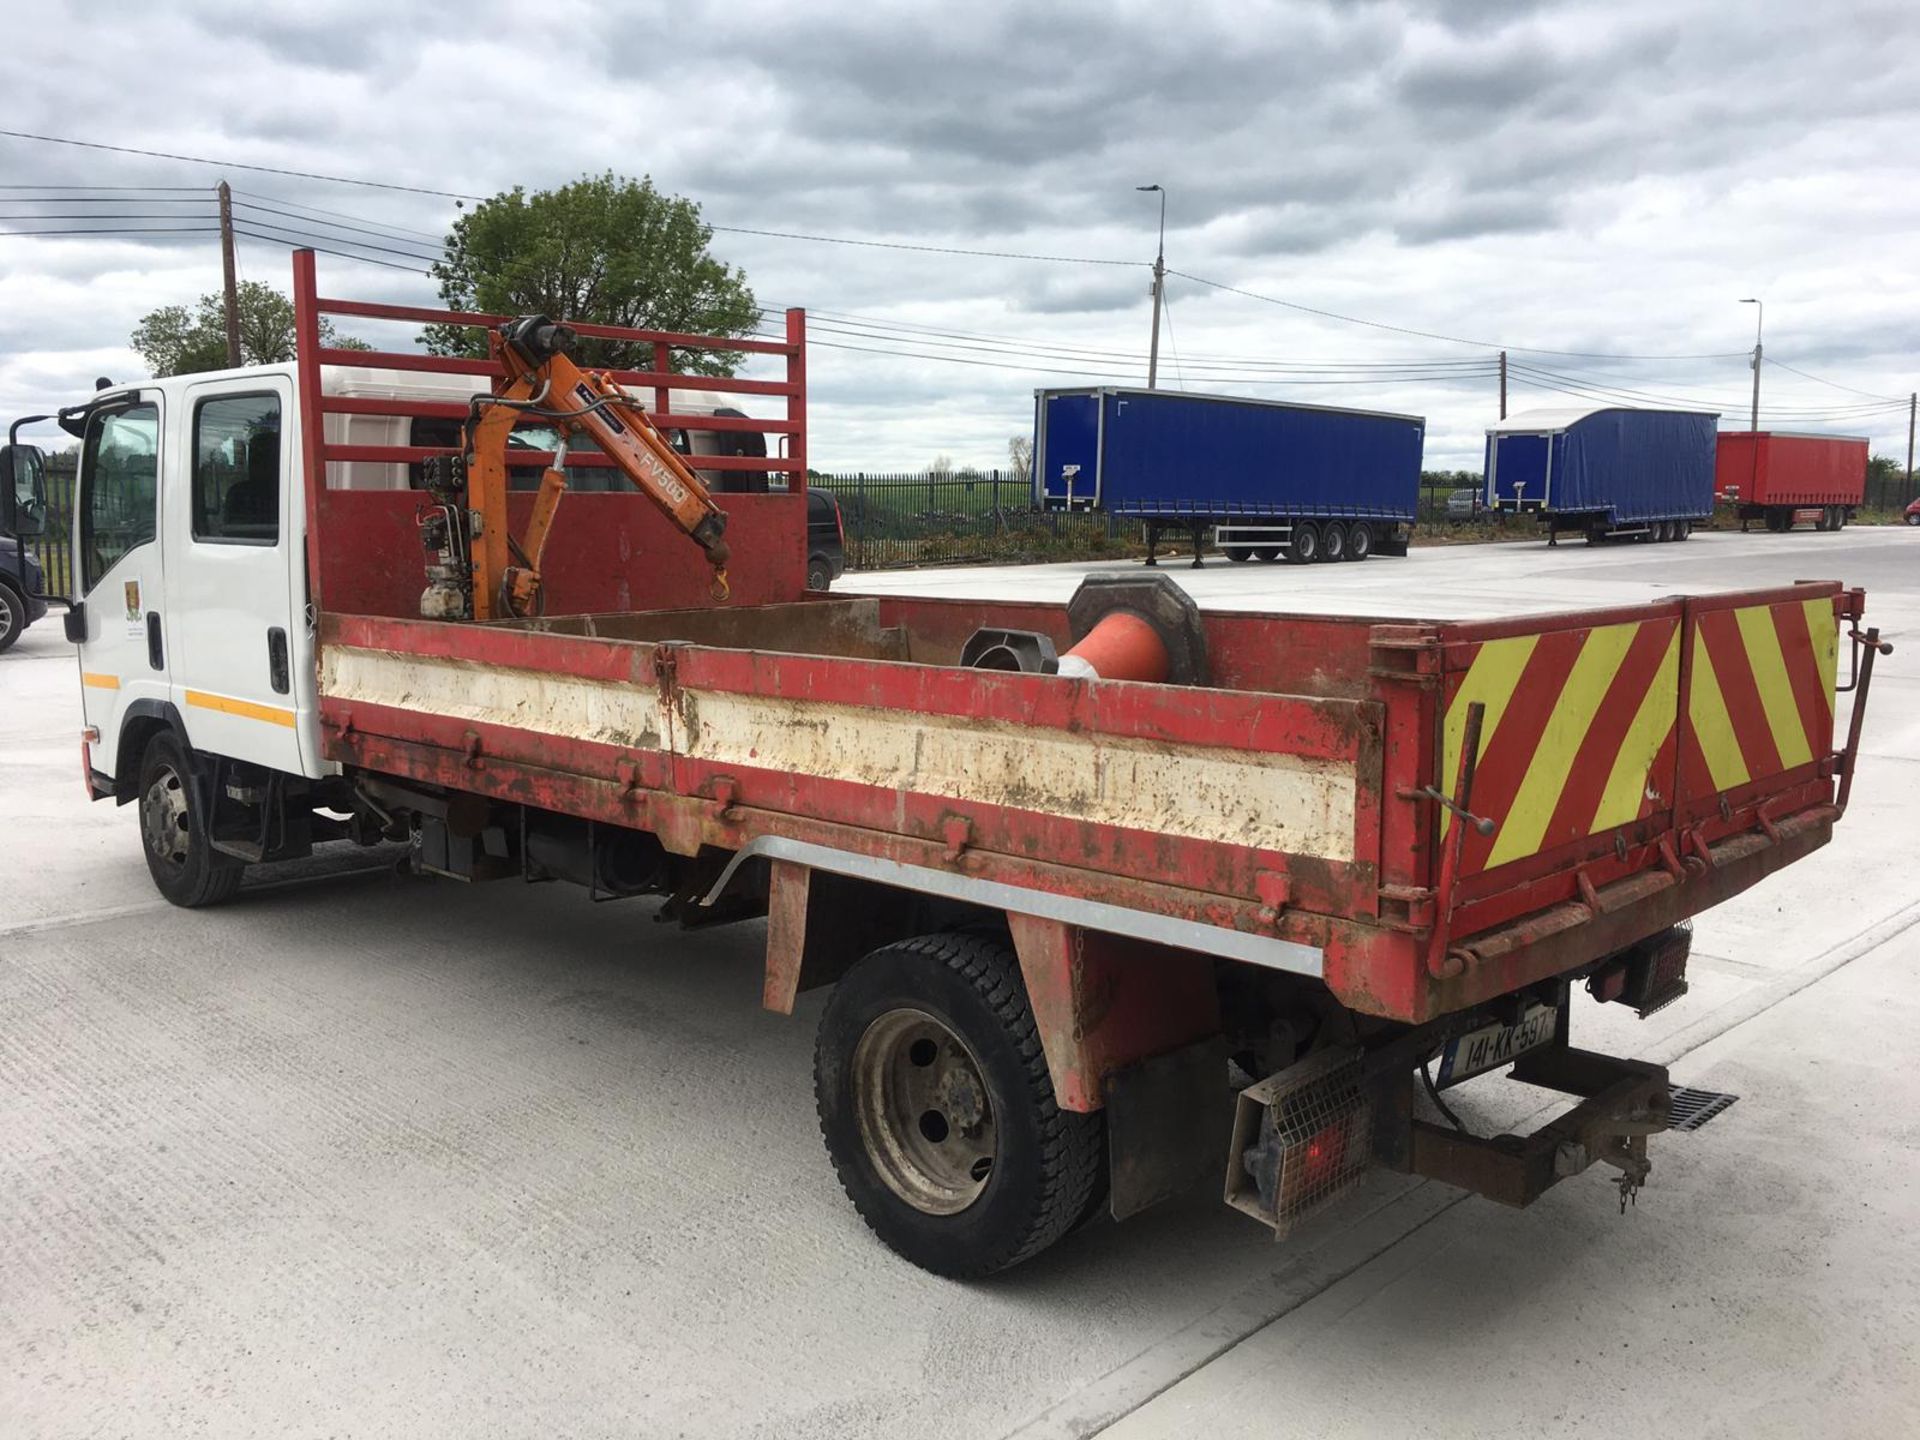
{"left": 49, "top": 251, "right": 1891, "bottom": 1276}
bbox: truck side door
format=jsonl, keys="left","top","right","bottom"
{"left": 164, "top": 378, "right": 309, "bottom": 776}
{"left": 72, "top": 394, "right": 168, "bottom": 785}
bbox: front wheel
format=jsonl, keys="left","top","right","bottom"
{"left": 138, "top": 732, "right": 243, "bottom": 908}
{"left": 1906, "top": 511, "right": 1920, "bottom": 526}
{"left": 814, "top": 932, "right": 1104, "bottom": 1277}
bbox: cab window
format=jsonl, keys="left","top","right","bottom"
{"left": 81, "top": 401, "right": 159, "bottom": 592}
{"left": 193, "top": 393, "right": 281, "bottom": 543}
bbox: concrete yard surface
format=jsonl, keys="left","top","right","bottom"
{"left": 3, "top": 526, "right": 1918, "bottom": 1438}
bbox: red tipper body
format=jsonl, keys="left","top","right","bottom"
{"left": 1716, "top": 432, "right": 1869, "bottom": 508}
{"left": 291, "top": 256, "right": 1864, "bottom": 1033}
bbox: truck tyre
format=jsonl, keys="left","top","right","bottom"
{"left": 1223, "top": 545, "right": 1252, "bottom": 562}
{"left": 1679, "top": 519, "right": 1693, "bottom": 540}
{"left": 814, "top": 931, "right": 1104, "bottom": 1278}
{"left": 1285, "top": 521, "right": 1319, "bottom": 564}
{"left": 138, "top": 732, "right": 243, "bottom": 908}
{"left": 0, "top": 580, "right": 23, "bottom": 654}
{"left": 1319, "top": 522, "right": 1346, "bottom": 562}
{"left": 1252, "top": 547, "right": 1281, "bottom": 562}
{"left": 1344, "top": 522, "right": 1373, "bottom": 560}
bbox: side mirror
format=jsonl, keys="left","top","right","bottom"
{"left": 0, "top": 443, "right": 49, "bottom": 538}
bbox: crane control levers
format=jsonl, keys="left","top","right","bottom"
{"left": 418, "top": 315, "right": 733, "bottom": 622}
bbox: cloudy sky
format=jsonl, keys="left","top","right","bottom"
{"left": 4, "top": 0, "right": 1916, "bottom": 471}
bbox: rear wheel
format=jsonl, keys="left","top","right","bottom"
{"left": 0, "top": 581, "right": 23, "bottom": 654}
{"left": 1285, "top": 521, "right": 1320, "bottom": 564}
{"left": 138, "top": 732, "right": 243, "bottom": 908}
{"left": 1252, "top": 546, "right": 1281, "bottom": 562}
{"left": 1319, "top": 522, "right": 1346, "bottom": 562}
{"left": 1679, "top": 518, "right": 1693, "bottom": 540}
{"left": 1344, "top": 522, "right": 1373, "bottom": 560}
{"left": 807, "top": 555, "right": 832, "bottom": 591}
{"left": 1223, "top": 544, "right": 1252, "bottom": 563}
{"left": 815, "top": 932, "right": 1103, "bottom": 1277}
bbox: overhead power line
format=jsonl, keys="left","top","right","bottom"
{"left": 1761, "top": 355, "right": 1906, "bottom": 402}
{"left": 1168, "top": 269, "right": 1752, "bottom": 362}
{"left": 230, "top": 187, "right": 451, "bottom": 242}
{"left": 0, "top": 128, "right": 482, "bottom": 200}
{"left": 0, "top": 225, "right": 219, "bottom": 237}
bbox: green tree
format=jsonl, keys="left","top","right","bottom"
{"left": 424, "top": 173, "right": 758, "bottom": 375}
{"left": 130, "top": 281, "right": 369, "bottom": 376}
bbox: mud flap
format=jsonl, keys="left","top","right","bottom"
{"left": 1103, "top": 1037, "right": 1232, "bottom": 1221}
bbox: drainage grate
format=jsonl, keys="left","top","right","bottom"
{"left": 1667, "top": 1086, "right": 1739, "bottom": 1132}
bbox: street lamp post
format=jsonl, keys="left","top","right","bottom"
{"left": 1739, "top": 298, "right": 1763, "bottom": 431}
{"left": 1137, "top": 184, "right": 1166, "bottom": 390}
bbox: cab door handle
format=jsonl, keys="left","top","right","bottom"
{"left": 267, "top": 626, "right": 289, "bottom": 694}
{"left": 146, "top": 611, "right": 163, "bottom": 670}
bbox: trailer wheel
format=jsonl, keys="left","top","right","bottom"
{"left": 1224, "top": 544, "right": 1253, "bottom": 562}
{"left": 1319, "top": 522, "right": 1346, "bottom": 562}
{"left": 1252, "top": 547, "right": 1281, "bottom": 562}
{"left": 137, "top": 733, "right": 243, "bottom": 909}
{"left": 814, "top": 931, "right": 1103, "bottom": 1277}
{"left": 1285, "top": 521, "right": 1320, "bottom": 564}
{"left": 1344, "top": 522, "right": 1372, "bottom": 560}
{"left": 1679, "top": 519, "right": 1693, "bottom": 540}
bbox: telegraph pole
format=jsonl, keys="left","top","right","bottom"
{"left": 1739, "top": 297, "right": 1763, "bottom": 430}
{"left": 1137, "top": 184, "right": 1166, "bottom": 390}
{"left": 1907, "top": 391, "right": 1915, "bottom": 488}
{"left": 217, "top": 180, "right": 241, "bottom": 367}
{"left": 1498, "top": 350, "right": 1507, "bottom": 420}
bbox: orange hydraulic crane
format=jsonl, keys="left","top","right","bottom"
{"left": 419, "top": 315, "right": 733, "bottom": 622}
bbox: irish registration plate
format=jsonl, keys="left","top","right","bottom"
{"left": 1436, "top": 1004, "right": 1556, "bottom": 1088}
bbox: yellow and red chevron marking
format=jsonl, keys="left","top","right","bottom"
{"left": 1681, "top": 593, "right": 1838, "bottom": 800}
{"left": 1443, "top": 615, "right": 1681, "bottom": 874}
{"left": 1440, "top": 593, "right": 1839, "bottom": 877}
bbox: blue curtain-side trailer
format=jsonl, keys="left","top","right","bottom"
{"left": 1032, "top": 387, "right": 1424, "bottom": 565}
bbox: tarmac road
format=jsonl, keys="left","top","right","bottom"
{"left": 2, "top": 526, "right": 1915, "bottom": 1438}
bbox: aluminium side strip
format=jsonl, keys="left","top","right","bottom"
{"left": 700, "top": 835, "right": 1326, "bottom": 978}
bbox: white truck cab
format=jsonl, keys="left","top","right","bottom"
{"left": 64, "top": 364, "right": 767, "bottom": 902}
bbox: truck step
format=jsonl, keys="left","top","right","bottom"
{"left": 1665, "top": 1086, "right": 1738, "bottom": 1133}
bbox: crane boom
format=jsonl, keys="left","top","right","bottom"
{"left": 419, "top": 315, "right": 734, "bottom": 622}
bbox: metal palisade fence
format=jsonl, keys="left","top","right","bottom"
{"left": 31, "top": 452, "right": 76, "bottom": 598}
{"left": 818, "top": 470, "right": 1123, "bottom": 570}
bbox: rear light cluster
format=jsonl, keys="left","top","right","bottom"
{"left": 1588, "top": 924, "right": 1692, "bottom": 1018}
{"left": 1225, "top": 1048, "right": 1373, "bottom": 1237}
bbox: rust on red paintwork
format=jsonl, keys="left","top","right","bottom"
{"left": 288, "top": 258, "right": 1869, "bottom": 1041}
{"left": 1006, "top": 916, "right": 1221, "bottom": 1113}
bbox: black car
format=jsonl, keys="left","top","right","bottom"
{"left": 808, "top": 488, "right": 846, "bottom": 591}
{"left": 0, "top": 536, "right": 49, "bottom": 653}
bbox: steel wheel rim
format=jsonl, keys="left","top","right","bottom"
{"left": 852, "top": 1006, "right": 997, "bottom": 1216}
{"left": 0, "top": 589, "right": 12, "bottom": 630}
{"left": 141, "top": 763, "right": 192, "bottom": 869}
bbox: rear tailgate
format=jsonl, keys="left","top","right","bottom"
{"left": 1429, "top": 583, "right": 1845, "bottom": 961}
